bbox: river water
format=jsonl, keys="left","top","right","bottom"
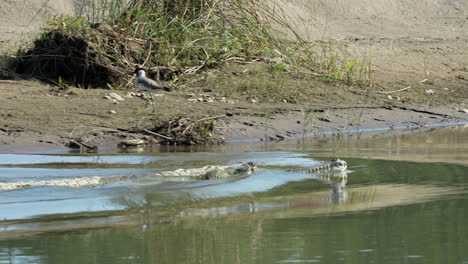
{"left": 1, "top": 125, "right": 468, "bottom": 264}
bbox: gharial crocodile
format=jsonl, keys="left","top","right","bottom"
{"left": 0, "top": 158, "right": 347, "bottom": 191}
{"left": 287, "top": 158, "right": 349, "bottom": 204}
{"left": 288, "top": 158, "right": 347, "bottom": 174}
{"left": 0, "top": 162, "right": 256, "bottom": 191}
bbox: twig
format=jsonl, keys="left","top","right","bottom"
{"left": 221, "top": 57, "right": 261, "bottom": 64}
{"left": 295, "top": 70, "right": 323, "bottom": 77}
{"left": 141, "top": 41, "right": 152, "bottom": 68}
{"left": 142, "top": 129, "right": 173, "bottom": 140}
{"left": 27, "top": 0, "right": 51, "bottom": 26}
{"left": 376, "top": 86, "right": 411, "bottom": 94}
{"left": 183, "top": 63, "right": 205, "bottom": 75}
{"left": 68, "top": 139, "right": 97, "bottom": 150}
{"left": 125, "top": 75, "right": 135, "bottom": 88}
{"left": 182, "top": 124, "right": 193, "bottom": 135}
{"left": 196, "top": 115, "right": 227, "bottom": 122}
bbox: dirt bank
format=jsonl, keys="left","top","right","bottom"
{"left": 0, "top": 0, "right": 467, "bottom": 153}
{"left": 0, "top": 0, "right": 79, "bottom": 51}
{"left": 274, "top": 0, "right": 468, "bottom": 101}
{"left": 0, "top": 75, "right": 467, "bottom": 153}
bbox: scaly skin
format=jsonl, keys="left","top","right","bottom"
{"left": 0, "top": 159, "right": 348, "bottom": 191}
{"left": 0, "top": 162, "right": 256, "bottom": 191}
{"left": 289, "top": 158, "right": 347, "bottom": 174}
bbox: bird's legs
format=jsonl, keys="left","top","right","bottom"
{"left": 144, "top": 91, "right": 156, "bottom": 113}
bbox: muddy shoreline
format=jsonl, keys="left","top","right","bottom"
{"left": 0, "top": 79, "right": 467, "bottom": 154}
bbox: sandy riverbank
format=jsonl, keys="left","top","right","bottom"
{"left": 0, "top": 0, "right": 467, "bottom": 153}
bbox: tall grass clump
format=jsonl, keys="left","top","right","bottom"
{"left": 84, "top": 0, "right": 279, "bottom": 67}
{"left": 8, "top": 0, "right": 293, "bottom": 87}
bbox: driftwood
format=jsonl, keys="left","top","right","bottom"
{"left": 142, "top": 129, "right": 173, "bottom": 140}
{"left": 140, "top": 115, "right": 226, "bottom": 145}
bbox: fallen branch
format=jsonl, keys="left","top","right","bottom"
{"left": 376, "top": 86, "right": 411, "bottom": 94}
{"left": 221, "top": 57, "right": 261, "bottom": 64}
{"left": 142, "top": 129, "right": 173, "bottom": 140}
{"left": 67, "top": 139, "right": 97, "bottom": 151}
{"left": 125, "top": 75, "right": 136, "bottom": 88}
{"left": 182, "top": 124, "right": 194, "bottom": 135}
{"left": 196, "top": 115, "right": 227, "bottom": 122}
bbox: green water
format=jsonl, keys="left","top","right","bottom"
{"left": 1, "top": 125, "right": 468, "bottom": 264}
{"left": 4, "top": 199, "right": 467, "bottom": 264}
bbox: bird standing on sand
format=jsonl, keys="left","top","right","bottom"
{"left": 134, "top": 67, "right": 171, "bottom": 112}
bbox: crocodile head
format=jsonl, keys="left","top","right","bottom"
{"left": 247, "top": 162, "right": 257, "bottom": 171}
{"left": 331, "top": 158, "right": 347, "bottom": 172}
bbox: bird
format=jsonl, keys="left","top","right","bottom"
{"left": 134, "top": 67, "right": 171, "bottom": 112}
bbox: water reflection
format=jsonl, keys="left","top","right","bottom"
{"left": 1, "top": 125, "right": 468, "bottom": 264}
{"left": 2, "top": 155, "right": 467, "bottom": 225}
{"left": 321, "top": 171, "right": 348, "bottom": 204}
{"left": 174, "top": 124, "right": 468, "bottom": 166}
{"left": 1, "top": 190, "right": 467, "bottom": 264}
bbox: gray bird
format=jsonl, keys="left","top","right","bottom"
{"left": 134, "top": 67, "right": 171, "bottom": 112}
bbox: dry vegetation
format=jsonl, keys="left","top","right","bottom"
{"left": 7, "top": 0, "right": 285, "bottom": 87}
{"left": 0, "top": 0, "right": 373, "bottom": 145}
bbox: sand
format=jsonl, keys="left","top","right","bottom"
{"left": 0, "top": 0, "right": 467, "bottom": 153}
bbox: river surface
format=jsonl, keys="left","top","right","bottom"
{"left": 1, "top": 125, "right": 468, "bottom": 264}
